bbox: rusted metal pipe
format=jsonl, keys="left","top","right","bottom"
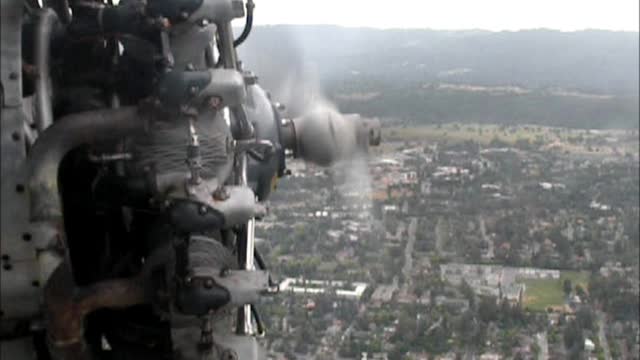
{"left": 27, "top": 106, "right": 148, "bottom": 222}
{"left": 44, "top": 262, "right": 149, "bottom": 360}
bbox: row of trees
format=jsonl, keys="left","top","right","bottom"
{"left": 330, "top": 80, "right": 639, "bottom": 129}
{"left": 589, "top": 273, "right": 639, "bottom": 320}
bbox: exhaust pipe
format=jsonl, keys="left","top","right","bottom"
{"left": 44, "top": 262, "right": 149, "bottom": 360}
{"left": 28, "top": 106, "right": 148, "bottom": 222}
{"left": 34, "top": 8, "right": 59, "bottom": 132}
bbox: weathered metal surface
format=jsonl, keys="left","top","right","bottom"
{"left": 1, "top": 0, "right": 43, "bottom": 322}
{"left": 0, "top": 106, "right": 43, "bottom": 319}
{"left": 1, "top": 0, "right": 23, "bottom": 108}
{"left": 1, "top": 3, "right": 45, "bottom": 359}
{"left": 170, "top": 22, "right": 217, "bottom": 70}
{"left": 188, "top": 268, "right": 269, "bottom": 307}
{"left": 216, "top": 269, "right": 268, "bottom": 306}
{"left": 188, "top": 183, "right": 266, "bottom": 227}
{"left": 28, "top": 106, "right": 146, "bottom": 222}
{"left": 44, "top": 262, "right": 150, "bottom": 360}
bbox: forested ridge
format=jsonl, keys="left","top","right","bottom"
{"left": 239, "top": 25, "right": 639, "bottom": 129}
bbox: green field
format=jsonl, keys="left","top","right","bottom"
{"left": 377, "top": 124, "right": 639, "bottom": 157}
{"left": 520, "top": 271, "right": 589, "bottom": 312}
{"left": 382, "top": 124, "right": 557, "bottom": 145}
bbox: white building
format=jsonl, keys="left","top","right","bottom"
{"left": 279, "top": 278, "right": 369, "bottom": 300}
{"left": 584, "top": 338, "right": 595, "bottom": 352}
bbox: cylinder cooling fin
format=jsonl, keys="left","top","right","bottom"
{"left": 130, "top": 108, "right": 232, "bottom": 180}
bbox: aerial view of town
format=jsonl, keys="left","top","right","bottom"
{"left": 231, "top": 20, "right": 640, "bottom": 360}
{"left": 256, "top": 124, "right": 639, "bottom": 360}
{"left": 1, "top": 1, "right": 638, "bottom": 360}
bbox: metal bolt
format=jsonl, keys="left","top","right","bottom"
{"left": 189, "top": 86, "right": 199, "bottom": 95}
{"left": 185, "top": 63, "right": 195, "bottom": 71}
{"left": 212, "top": 187, "right": 230, "bottom": 201}
{"left": 160, "top": 58, "right": 173, "bottom": 68}
{"left": 208, "top": 96, "right": 223, "bottom": 110}
{"left": 198, "top": 205, "right": 208, "bottom": 215}
{"left": 199, "top": 19, "right": 209, "bottom": 27}
{"left": 225, "top": 137, "right": 232, "bottom": 153}
{"left": 180, "top": 11, "right": 189, "bottom": 20}
{"left": 221, "top": 349, "right": 238, "bottom": 360}
{"left": 203, "top": 279, "right": 214, "bottom": 289}
{"left": 160, "top": 17, "right": 171, "bottom": 29}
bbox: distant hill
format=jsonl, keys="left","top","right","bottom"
{"left": 238, "top": 25, "right": 639, "bottom": 128}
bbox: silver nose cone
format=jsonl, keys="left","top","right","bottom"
{"left": 281, "top": 105, "right": 381, "bottom": 166}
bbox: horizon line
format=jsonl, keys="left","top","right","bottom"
{"left": 248, "top": 23, "right": 640, "bottom": 33}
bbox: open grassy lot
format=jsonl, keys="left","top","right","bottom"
{"left": 520, "top": 271, "right": 589, "bottom": 312}
{"left": 382, "top": 124, "right": 556, "bottom": 145}
{"left": 379, "top": 124, "right": 639, "bottom": 157}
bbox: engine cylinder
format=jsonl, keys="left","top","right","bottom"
{"left": 129, "top": 109, "right": 231, "bottom": 180}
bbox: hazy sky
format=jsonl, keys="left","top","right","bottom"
{"left": 249, "top": 0, "right": 639, "bottom": 32}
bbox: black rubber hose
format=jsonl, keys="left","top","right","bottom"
{"left": 254, "top": 248, "right": 266, "bottom": 270}
{"left": 233, "top": 0, "right": 254, "bottom": 47}
{"left": 250, "top": 304, "right": 265, "bottom": 336}
{"left": 254, "top": 249, "right": 278, "bottom": 287}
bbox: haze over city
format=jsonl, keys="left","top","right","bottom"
{"left": 248, "top": 0, "right": 639, "bottom": 31}
{"left": 1, "top": 0, "right": 638, "bottom": 360}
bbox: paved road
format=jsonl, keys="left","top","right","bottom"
{"left": 536, "top": 331, "right": 549, "bottom": 360}
{"left": 479, "top": 216, "right": 494, "bottom": 259}
{"left": 389, "top": 221, "right": 406, "bottom": 241}
{"left": 435, "top": 217, "right": 445, "bottom": 255}
{"left": 402, "top": 218, "right": 417, "bottom": 281}
{"left": 597, "top": 311, "right": 612, "bottom": 360}
{"left": 397, "top": 218, "right": 417, "bottom": 301}
{"left": 425, "top": 316, "right": 443, "bottom": 336}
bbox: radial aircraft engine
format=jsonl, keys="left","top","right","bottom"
{"left": 0, "top": 0, "right": 381, "bottom": 359}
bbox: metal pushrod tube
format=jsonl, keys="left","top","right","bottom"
{"left": 219, "top": 18, "right": 257, "bottom": 335}
{"left": 236, "top": 152, "right": 256, "bottom": 335}
{"left": 217, "top": 21, "right": 238, "bottom": 69}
